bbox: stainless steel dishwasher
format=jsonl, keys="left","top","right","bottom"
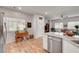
{"left": 48, "top": 35, "right": 62, "bottom": 53}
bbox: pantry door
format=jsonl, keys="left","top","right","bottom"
{"left": 37, "top": 16, "right": 45, "bottom": 38}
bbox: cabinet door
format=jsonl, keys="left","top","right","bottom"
{"left": 43, "top": 34, "right": 48, "bottom": 50}
{"left": 48, "top": 38, "right": 53, "bottom": 52}
{"left": 48, "top": 36, "right": 62, "bottom": 53}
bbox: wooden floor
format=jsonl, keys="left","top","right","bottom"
{"left": 4, "top": 39, "right": 46, "bottom": 53}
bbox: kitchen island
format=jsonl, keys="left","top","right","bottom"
{"left": 43, "top": 32, "right": 79, "bottom": 53}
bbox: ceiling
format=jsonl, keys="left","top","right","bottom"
{"left": 1, "top": 6, "right": 79, "bottom": 19}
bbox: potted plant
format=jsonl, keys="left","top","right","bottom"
{"left": 74, "top": 25, "right": 79, "bottom": 35}
{"left": 75, "top": 25, "right": 79, "bottom": 30}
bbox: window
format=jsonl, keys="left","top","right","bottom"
{"left": 68, "top": 21, "right": 79, "bottom": 29}
{"left": 7, "top": 21, "right": 17, "bottom": 31}
{"left": 55, "top": 22, "right": 63, "bottom": 29}
{"left": 17, "top": 21, "right": 25, "bottom": 31}
{"left": 4, "top": 17, "right": 26, "bottom": 31}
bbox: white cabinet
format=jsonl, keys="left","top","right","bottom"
{"left": 48, "top": 36, "right": 62, "bottom": 53}
{"left": 43, "top": 34, "right": 62, "bottom": 53}
{"left": 43, "top": 32, "right": 79, "bottom": 53}
{"left": 43, "top": 34, "right": 48, "bottom": 50}
{"left": 63, "top": 40, "right": 79, "bottom": 53}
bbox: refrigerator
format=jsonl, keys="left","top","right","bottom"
{"left": 0, "top": 13, "right": 5, "bottom": 53}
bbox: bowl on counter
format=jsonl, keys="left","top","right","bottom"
{"left": 64, "top": 31, "right": 75, "bottom": 37}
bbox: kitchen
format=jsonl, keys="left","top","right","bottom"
{"left": 0, "top": 6, "right": 79, "bottom": 53}
{"left": 43, "top": 14, "right": 79, "bottom": 53}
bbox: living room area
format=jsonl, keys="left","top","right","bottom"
{"left": 0, "top": 6, "right": 46, "bottom": 53}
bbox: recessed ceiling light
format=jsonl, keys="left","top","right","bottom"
{"left": 45, "top": 12, "right": 48, "bottom": 15}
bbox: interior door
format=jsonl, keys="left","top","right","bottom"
{"left": 37, "top": 16, "right": 44, "bottom": 38}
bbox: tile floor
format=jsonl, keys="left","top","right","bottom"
{"left": 4, "top": 39, "right": 46, "bottom": 53}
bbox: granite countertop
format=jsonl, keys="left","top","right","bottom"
{"left": 45, "top": 32, "right": 79, "bottom": 48}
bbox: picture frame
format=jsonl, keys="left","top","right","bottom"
{"left": 27, "top": 22, "right": 31, "bottom": 28}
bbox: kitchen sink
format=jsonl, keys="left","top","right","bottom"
{"left": 71, "top": 40, "right": 79, "bottom": 44}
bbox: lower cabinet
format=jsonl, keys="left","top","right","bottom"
{"left": 43, "top": 34, "right": 79, "bottom": 53}
{"left": 43, "top": 34, "right": 48, "bottom": 50}
{"left": 63, "top": 40, "right": 79, "bottom": 53}
{"left": 48, "top": 35, "right": 62, "bottom": 53}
